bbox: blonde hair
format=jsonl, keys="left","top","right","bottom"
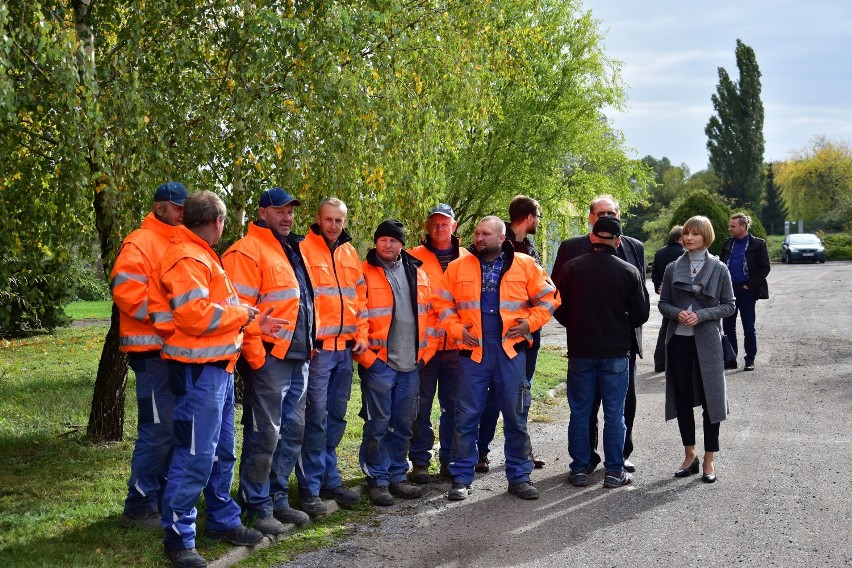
{"left": 682, "top": 215, "right": 715, "bottom": 247}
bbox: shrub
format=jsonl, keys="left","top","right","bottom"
{"left": 68, "top": 260, "right": 111, "bottom": 301}
{"left": 0, "top": 253, "right": 73, "bottom": 336}
{"left": 822, "top": 233, "right": 852, "bottom": 260}
{"left": 668, "top": 191, "right": 731, "bottom": 255}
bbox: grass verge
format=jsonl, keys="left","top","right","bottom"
{"left": 65, "top": 301, "right": 113, "bottom": 321}
{"left": 0, "top": 325, "right": 567, "bottom": 567}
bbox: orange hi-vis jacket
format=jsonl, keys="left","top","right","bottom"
{"left": 433, "top": 241, "right": 560, "bottom": 363}
{"left": 353, "top": 249, "right": 439, "bottom": 369}
{"left": 149, "top": 225, "right": 250, "bottom": 373}
{"left": 110, "top": 212, "right": 178, "bottom": 353}
{"left": 222, "top": 222, "right": 315, "bottom": 370}
{"left": 300, "top": 225, "right": 368, "bottom": 350}
{"left": 407, "top": 235, "right": 471, "bottom": 352}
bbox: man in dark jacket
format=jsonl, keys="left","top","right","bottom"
{"left": 719, "top": 213, "right": 770, "bottom": 371}
{"left": 554, "top": 216, "right": 649, "bottom": 489}
{"left": 652, "top": 225, "right": 684, "bottom": 371}
{"left": 551, "top": 195, "right": 649, "bottom": 474}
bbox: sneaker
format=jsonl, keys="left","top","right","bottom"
{"left": 388, "top": 481, "right": 423, "bottom": 499}
{"left": 119, "top": 511, "right": 161, "bottom": 530}
{"left": 743, "top": 360, "right": 755, "bottom": 371}
{"left": 475, "top": 454, "right": 490, "bottom": 473}
{"left": 447, "top": 482, "right": 472, "bottom": 501}
{"left": 603, "top": 470, "right": 634, "bottom": 489}
{"left": 567, "top": 470, "right": 588, "bottom": 487}
{"left": 299, "top": 495, "right": 327, "bottom": 518}
{"left": 203, "top": 524, "right": 263, "bottom": 546}
{"left": 165, "top": 547, "right": 207, "bottom": 568}
{"left": 252, "top": 516, "right": 288, "bottom": 536}
{"left": 369, "top": 486, "right": 395, "bottom": 507}
{"left": 319, "top": 485, "right": 361, "bottom": 508}
{"left": 507, "top": 481, "right": 539, "bottom": 500}
{"left": 273, "top": 506, "right": 310, "bottom": 526}
{"left": 409, "top": 464, "right": 431, "bottom": 484}
{"left": 623, "top": 459, "right": 636, "bottom": 473}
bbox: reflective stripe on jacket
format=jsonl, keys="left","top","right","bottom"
{"left": 353, "top": 249, "right": 439, "bottom": 369}
{"left": 110, "top": 212, "right": 177, "bottom": 353}
{"left": 433, "top": 241, "right": 560, "bottom": 363}
{"left": 407, "top": 235, "right": 471, "bottom": 352}
{"left": 222, "top": 222, "right": 313, "bottom": 370}
{"left": 149, "top": 225, "right": 249, "bottom": 372}
{"left": 301, "top": 225, "right": 368, "bottom": 350}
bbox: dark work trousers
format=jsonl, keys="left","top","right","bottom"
{"left": 667, "top": 334, "right": 720, "bottom": 452}
{"left": 722, "top": 284, "right": 757, "bottom": 364}
{"left": 589, "top": 353, "right": 636, "bottom": 463}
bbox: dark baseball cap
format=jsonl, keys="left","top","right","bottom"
{"left": 428, "top": 203, "right": 455, "bottom": 220}
{"left": 259, "top": 187, "right": 301, "bottom": 208}
{"left": 154, "top": 181, "right": 188, "bottom": 205}
{"left": 592, "top": 216, "right": 622, "bottom": 238}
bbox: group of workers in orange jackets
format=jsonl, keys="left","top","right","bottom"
{"left": 111, "top": 183, "right": 558, "bottom": 567}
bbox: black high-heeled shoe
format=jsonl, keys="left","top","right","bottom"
{"left": 674, "top": 457, "right": 699, "bottom": 478}
{"left": 702, "top": 467, "right": 717, "bottom": 483}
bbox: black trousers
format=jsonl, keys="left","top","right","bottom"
{"left": 589, "top": 353, "right": 636, "bottom": 462}
{"left": 667, "top": 334, "right": 720, "bottom": 452}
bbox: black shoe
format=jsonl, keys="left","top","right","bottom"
{"left": 274, "top": 506, "right": 311, "bottom": 525}
{"left": 586, "top": 454, "right": 602, "bottom": 474}
{"left": 409, "top": 464, "right": 431, "bottom": 484}
{"left": 507, "top": 481, "right": 539, "bottom": 500}
{"left": 603, "top": 470, "right": 633, "bottom": 489}
{"left": 724, "top": 361, "right": 738, "bottom": 370}
{"left": 319, "top": 485, "right": 361, "bottom": 508}
{"left": 165, "top": 547, "right": 207, "bottom": 568}
{"left": 623, "top": 459, "right": 636, "bottom": 473}
{"left": 475, "top": 454, "right": 490, "bottom": 473}
{"left": 119, "top": 511, "right": 161, "bottom": 530}
{"left": 743, "top": 360, "right": 755, "bottom": 371}
{"left": 448, "top": 482, "right": 472, "bottom": 501}
{"left": 567, "top": 470, "right": 588, "bottom": 487}
{"left": 203, "top": 524, "right": 263, "bottom": 546}
{"left": 299, "top": 495, "right": 327, "bottom": 518}
{"left": 389, "top": 481, "right": 423, "bottom": 499}
{"left": 251, "top": 516, "right": 288, "bottom": 535}
{"left": 369, "top": 486, "right": 394, "bottom": 506}
{"left": 674, "top": 457, "right": 700, "bottom": 478}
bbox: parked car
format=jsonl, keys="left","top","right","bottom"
{"left": 781, "top": 233, "right": 826, "bottom": 263}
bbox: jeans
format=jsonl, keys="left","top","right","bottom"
{"left": 296, "top": 348, "right": 354, "bottom": 496}
{"left": 124, "top": 352, "right": 174, "bottom": 516}
{"left": 723, "top": 285, "right": 757, "bottom": 363}
{"left": 450, "top": 340, "right": 532, "bottom": 485}
{"left": 409, "top": 350, "right": 460, "bottom": 467}
{"left": 589, "top": 353, "right": 637, "bottom": 462}
{"left": 238, "top": 356, "right": 308, "bottom": 517}
{"left": 358, "top": 359, "right": 420, "bottom": 487}
{"left": 567, "top": 357, "right": 629, "bottom": 474}
{"left": 162, "top": 362, "right": 241, "bottom": 552}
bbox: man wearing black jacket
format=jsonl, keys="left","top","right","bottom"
{"left": 651, "top": 225, "right": 684, "bottom": 371}
{"left": 551, "top": 195, "right": 649, "bottom": 474}
{"left": 554, "top": 216, "right": 649, "bottom": 489}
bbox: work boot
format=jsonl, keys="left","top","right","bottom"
{"left": 507, "top": 481, "right": 539, "bottom": 500}
{"left": 475, "top": 454, "right": 490, "bottom": 473}
{"left": 119, "top": 511, "right": 161, "bottom": 530}
{"left": 409, "top": 464, "right": 431, "bottom": 484}
{"left": 369, "top": 486, "right": 395, "bottom": 506}
{"left": 389, "top": 481, "right": 423, "bottom": 499}
{"left": 320, "top": 485, "right": 361, "bottom": 508}
{"left": 203, "top": 524, "right": 263, "bottom": 546}
{"left": 273, "top": 506, "right": 310, "bottom": 526}
{"left": 251, "top": 516, "right": 288, "bottom": 536}
{"left": 447, "top": 482, "right": 472, "bottom": 501}
{"left": 165, "top": 547, "right": 207, "bottom": 568}
{"left": 299, "top": 495, "right": 328, "bottom": 518}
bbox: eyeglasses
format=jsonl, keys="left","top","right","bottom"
{"left": 594, "top": 211, "right": 618, "bottom": 218}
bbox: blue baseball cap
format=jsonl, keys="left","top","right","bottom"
{"left": 259, "top": 187, "right": 301, "bottom": 208}
{"left": 154, "top": 181, "right": 188, "bottom": 205}
{"left": 428, "top": 203, "right": 455, "bottom": 219}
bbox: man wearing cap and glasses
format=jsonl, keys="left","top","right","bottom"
{"left": 407, "top": 203, "right": 471, "bottom": 483}
{"left": 113, "top": 181, "right": 186, "bottom": 530}
{"left": 355, "top": 219, "right": 439, "bottom": 506}
{"left": 222, "top": 188, "right": 316, "bottom": 535}
{"left": 551, "top": 195, "right": 649, "bottom": 475}
{"left": 553, "top": 216, "right": 649, "bottom": 489}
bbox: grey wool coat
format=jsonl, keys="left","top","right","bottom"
{"left": 659, "top": 253, "right": 736, "bottom": 424}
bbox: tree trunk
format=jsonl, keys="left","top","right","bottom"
{"left": 87, "top": 303, "right": 128, "bottom": 441}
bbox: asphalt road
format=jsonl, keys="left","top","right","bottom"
{"left": 280, "top": 261, "right": 852, "bottom": 568}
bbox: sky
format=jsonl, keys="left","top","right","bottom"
{"left": 583, "top": 0, "right": 852, "bottom": 174}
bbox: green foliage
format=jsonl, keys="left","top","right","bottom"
{"left": 761, "top": 162, "right": 788, "bottom": 235}
{"left": 705, "top": 39, "right": 766, "bottom": 211}
{"left": 822, "top": 233, "right": 852, "bottom": 260}
{"left": 68, "top": 259, "right": 110, "bottom": 302}
{"left": 668, "top": 191, "right": 732, "bottom": 255}
{"left": 0, "top": 253, "right": 72, "bottom": 335}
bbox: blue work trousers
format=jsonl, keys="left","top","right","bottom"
{"left": 296, "top": 348, "right": 354, "bottom": 496}
{"left": 358, "top": 359, "right": 419, "bottom": 487}
{"left": 162, "top": 362, "right": 241, "bottom": 552}
{"left": 124, "top": 352, "right": 174, "bottom": 516}
{"left": 567, "top": 357, "right": 629, "bottom": 475}
{"left": 450, "top": 340, "right": 532, "bottom": 485}
{"left": 723, "top": 285, "right": 757, "bottom": 363}
{"left": 409, "top": 350, "right": 460, "bottom": 467}
{"left": 238, "top": 355, "right": 308, "bottom": 518}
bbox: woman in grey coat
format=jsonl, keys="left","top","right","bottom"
{"left": 659, "top": 216, "right": 735, "bottom": 483}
